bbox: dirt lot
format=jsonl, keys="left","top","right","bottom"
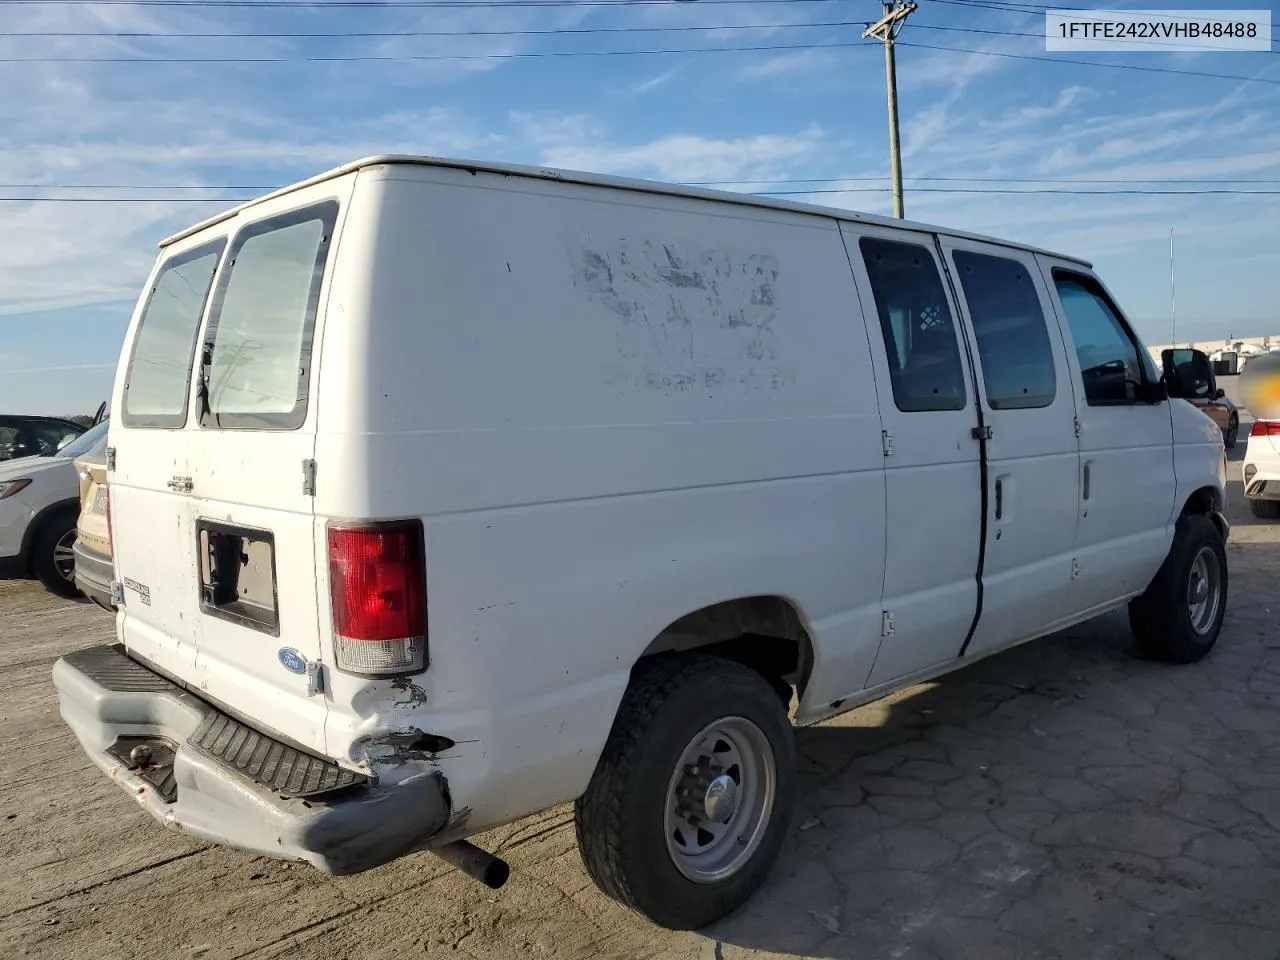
{"left": 4, "top": 447, "right": 1280, "bottom": 960}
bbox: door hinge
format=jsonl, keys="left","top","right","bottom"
{"left": 971, "top": 424, "right": 993, "bottom": 441}
{"left": 881, "top": 610, "right": 896, "bottom": 638}
{"left": 166, "top": 475, "right": 193, "bottom": 494}
{"left": 1073, "top": 417, "right": 1082, "bottom": 439}
{"left": 305, "top": 660, "right": 325, "bottom": 697}
{"left": 881, "top": 430, "right": 894, "bottom": 457}
{"left": 1071, "top": 558, "right": 1081, "bottom": 580}
{"left": 105, "top": 446, "right": 116, "bottom": 471}
{"left": 110, "top": 581, "right": 125, "bottom": 605}
{"left": 302, "top": 459, "right": 317, "bottom": 496}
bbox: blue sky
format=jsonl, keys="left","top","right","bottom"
{"left": 2, "top": 0, "right": 1278, "bottom": 416}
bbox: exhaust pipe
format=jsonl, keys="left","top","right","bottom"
{"left": 433, "top": 840, "right": 510, "bottom": 889}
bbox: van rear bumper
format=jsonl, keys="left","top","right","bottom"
{"left": 52, "top": 644, "right": 450, "bottom": 875}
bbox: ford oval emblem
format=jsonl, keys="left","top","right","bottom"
{"left": 277, "top": 648, "right": 308, "bottom": 675}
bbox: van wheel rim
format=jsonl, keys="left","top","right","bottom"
{"left": 1187, "top": 546, "right": 1222, "bottom": 636}
{"left": 663, "top": 716, "right": 776, "bottom": 885}
{"left": 53, "top": 531, "right": 77, "bottom": 582}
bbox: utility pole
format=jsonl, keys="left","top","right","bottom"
{"left": 1168, "top": 226, "right": 1178, "bottom": 347}
{"left": 864, "top": 1, "right": 917, "bottom": 219}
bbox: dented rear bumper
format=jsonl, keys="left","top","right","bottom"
{"left": 52, "top": 644, "right": 450, "bottom": 875}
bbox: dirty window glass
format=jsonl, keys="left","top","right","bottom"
{"left": 953, "top": 251, "right": 1057, "bottom": 410}
{"left": 1053, "top": 272, "right": 1146, "bottom": 405}
{"left": 859, "top": 238, "right": 967, "bottom": 412}
{"left": 201, "top": 202, "right": 337, "bottom": 430}
{"left": 122, "top": 240, "right": 226, "bottom": 427}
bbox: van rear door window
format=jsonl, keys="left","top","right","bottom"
{"left": 122, "top": 239, "right": 226, "bottom": 428}
{"left": 199, "top": 201, "right": 338, "bottom": 430}
{"left": 859, "top": 237, "right": 968, "bottom": 412}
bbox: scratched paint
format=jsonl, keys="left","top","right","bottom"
{"left": 570, "top": 236, "right": 787, "bottom": 392}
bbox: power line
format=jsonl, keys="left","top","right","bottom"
{"left": 0, "top": 39, "right": 876, "bottom": 62}
{"left": 896, "top": 40, "right": 1280, "bottom": 85}
{"left": 0, "top": 0, "right": 834, "bottom": 7}
{"left": 6, "top": 176, "right": 1280, "bottom": 191}
{"left": 0, "top": 19, "right": 867, "bottom": 38}
{"left": 6, "top": 187, "right": 1280, "bottom": 202}
{"left": 3, "top": 32, "right": 1276, "bottom": 83}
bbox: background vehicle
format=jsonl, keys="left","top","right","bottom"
{"left": 73, "top": 430, "right": 114, "bottom": 611}
{"left": 0, "top": 415, "right": 87, "bottom": 462}
{"left": 1162, "top": 348, "right": 1240, "bottom": 448}
{"left": 1240, "top": 351, "right": 1280, "bottom": 519}
{"left": 0, "top": 420, "right": 109, "bottom": 596}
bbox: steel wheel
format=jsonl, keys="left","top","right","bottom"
{"left": 53, "top": 530, "right": 77, "bottom": 583}
{"left": 663, "top": 716, "right": 776, "bottom": 885}
{"left": 1187, "top": 545, "right": 1222, "bottom": 636}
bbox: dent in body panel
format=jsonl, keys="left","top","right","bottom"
{"left": 569, "top": 236, "right": 792, "bottom": 392}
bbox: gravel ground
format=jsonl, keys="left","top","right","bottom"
{"left": 2, "top": 438, "right": 1279, "bottom": 960}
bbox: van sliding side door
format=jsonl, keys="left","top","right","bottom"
{"left": 839, "top": 223, "right": 983, "bottom": 688}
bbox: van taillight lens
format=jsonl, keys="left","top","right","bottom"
{"left": 1250, "top": 421, "right": 1280, "bottom": 436}
{"left": 327, "top": 521, "right": 427, "bottom": 676}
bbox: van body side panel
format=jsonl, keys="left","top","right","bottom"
{"left": 313, "top": 167, "right": 888, "bottom": 828}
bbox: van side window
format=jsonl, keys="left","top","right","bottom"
{"left": 859, "top": 238, "right": 967, "bottom": 412}
{"left": 200, "top": 201, "right": 338, "bottom": 430}
{"left": 952, "top": 251, "right": 1056, "bottom": 410}
{"left": 121, "top": 239, "right": 226, "bottom": 428}
{"left": 1053, "top": 271, "right": 1150, "bottom": 405}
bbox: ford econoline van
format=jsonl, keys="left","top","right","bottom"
{"left": 53, "top": 156, "right": 1229, "bottom": 930}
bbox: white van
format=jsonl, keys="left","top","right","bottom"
{"left": 54, "top": 156, "right": 1229, "bottom": 930}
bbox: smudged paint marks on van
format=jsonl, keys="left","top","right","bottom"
{"left": 568, "top": 237, "right": 785, "bottom": 386}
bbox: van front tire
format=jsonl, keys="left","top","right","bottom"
{"left": 1128, "top": 513, "right": 1227, "bottom": 664}
{"left": 574, "top": 654, "right": 796, "bottom": 930}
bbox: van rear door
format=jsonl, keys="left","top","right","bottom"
{"left": 112, "top": 237, "right": 227, "bottom": 688}
{"left": 184, "top": 196, "right": 344, "bottom": 754}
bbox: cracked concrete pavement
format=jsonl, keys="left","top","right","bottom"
{"left": 2, "top": 440, "right": 1279, "bottom": 960}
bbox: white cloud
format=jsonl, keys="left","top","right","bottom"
{"left": 739, "top": 49, "right": 837, "bottom": 80}
{"left": 628, "top": 64, "right": 686, "bottom": 95}
{"left": 516, "top": 114, "right": 826, "bottom": 184}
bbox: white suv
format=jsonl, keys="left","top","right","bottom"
{"left": 1, "top": 419, "right": 109, "bottom": 596}
{"left": 1243, "top": 419, "right": 1280, "bottom": 519}
{"left": 53, "top": 156, "right": 1229, "bottom": 930}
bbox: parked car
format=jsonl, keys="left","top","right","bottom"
{"left": 1162, "top": 348, "right": 1240, "bottom": 448}
{"left": 73, "top": 431, "right": 114, "bottom": 610}
{"left": 1240, "top": 351, "right": 1280, "bottom": 519}
{"left": 0, "top": 415, "right": 87, "bottom": 462}
{"left": 52, "top": 156, "right": 1229, "bottom": 931}
{"left": 0, "top": 419, "right": 109, "bottom": 596}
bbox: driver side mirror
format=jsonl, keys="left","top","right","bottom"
{"left": 1162, "top": 348, "right": 1216, "bottom": 400}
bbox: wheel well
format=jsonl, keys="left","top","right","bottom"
{"left": 637, "top": 596, "right": 814, "bottom": 705}
{"left": 20, "top": 499, "right": 79, "bottom": 570}
{"left": 1181, "top": 485, "right": 1226, "bottom": 540}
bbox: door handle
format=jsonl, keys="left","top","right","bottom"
{"left": 1082, "top": 461, "right": 1092, "bottom": 502}
{"left": 994, "top": 477, "right": 1004, "bottom": 521}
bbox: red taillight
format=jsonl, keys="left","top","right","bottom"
{"left": 327, "top": 521, "right": 427, "bottom": 676}
{"left": 1250, "top": 420, "right": 1280, "bottom": 437}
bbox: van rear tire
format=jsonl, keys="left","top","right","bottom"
{"left": 574, "top": 654, "right": 796, "bottom": 930}
{"left": 1128, "top": 513, "right": 1227, "bottom": 664}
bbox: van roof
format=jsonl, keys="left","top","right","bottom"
{"left": 161, "top": 154, "right": 1092, "bottom": 268}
